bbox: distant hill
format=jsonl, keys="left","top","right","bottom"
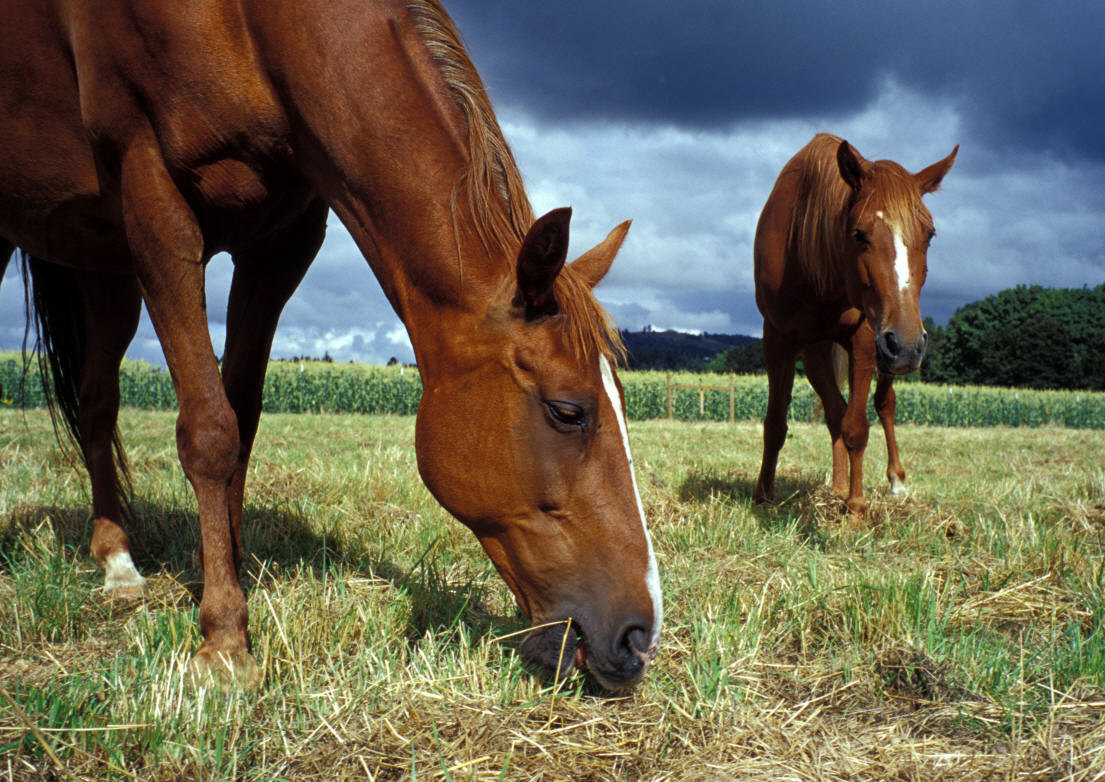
{"left": 620, "top": 328, "right": 758, "bottom": 371}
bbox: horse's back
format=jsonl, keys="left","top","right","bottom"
{"left": 753, "top": 143, "right": 812, "bottom": 327}
{"left": 754, "top": 134, "right": 852, "bottom": 337}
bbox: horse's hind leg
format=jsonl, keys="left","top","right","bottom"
{"left": 0, "top": 240, "right": 10, "bottom": 400}
{"left": 754, "top": 322, "right": 798, "bottom": 503}
{"left": 0, "top": 237, "right": 12, "bottom": 291}
{"left": 77, "top": 269, "right": 145, "bottom": 594}
{"left": 874, "top": 371, "right": 907, "bottom": 495}
{"left": 802, "top": 341, "right": 848, "bottom": 498}
{"left": 220, "top": 200, "right": 326, "bottom": 568}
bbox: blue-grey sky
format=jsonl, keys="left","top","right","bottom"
{"left": 2, "top": 0, "right": 1103, "bottom": 365}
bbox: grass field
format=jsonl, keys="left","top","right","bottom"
{"left": 2, "top": 407, "right": 1104, "bottom": 780}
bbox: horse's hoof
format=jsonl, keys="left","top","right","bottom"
{"left": 102, "top": 551, "right": 149, "bottom": 597}
{"left": 187, "top": 647, "right": 261, "bottom": 689}
{"left": 889, "top": 477, "right": 909, "bottom": 496}
{"left": 105, "top": 582, "right": 149, "bottom": 600}
{"left": 845, "top": 498, "right": 867, "bottom": 520}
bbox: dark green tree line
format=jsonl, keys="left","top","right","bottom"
{"left": 926, "top": 284, "right": 1105, "bottom": 390}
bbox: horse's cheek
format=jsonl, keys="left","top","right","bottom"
{"left": 414, "top": 385, "right": 516, "bottom": 524}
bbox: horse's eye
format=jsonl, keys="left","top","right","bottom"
{"left": 546, "top": 401, "right": 586, "bottom": 428}
{"left": 853, "top": 228, "right": 868, "bottom": 245}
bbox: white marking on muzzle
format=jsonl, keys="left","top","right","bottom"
{"left": 599, "top": 355, "right": 663, "bottom": 658}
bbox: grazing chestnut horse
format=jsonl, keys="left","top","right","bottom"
{"left": 753, "top": 134, "right": 957, "bottom": 516}
{"left": 0, "top": 0, "right": 661, "bottom": 689}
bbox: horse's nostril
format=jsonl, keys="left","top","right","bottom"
{"left": 618, "top": 623, "right": 651, "bottom": 662}
{"left": 883, "top": 330, "right": 901, "bottom": 358}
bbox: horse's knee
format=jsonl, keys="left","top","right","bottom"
{"left": 176, "top": 403, "right": 240, "bottom": 483}
{"left": 841, "top": 418, "right": 869, "bottom": 452}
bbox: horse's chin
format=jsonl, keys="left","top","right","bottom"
{"left": 884, "top": 363, "right": 921, "bottom": 377}
{"left": 519, "top": 621, "right": 586, "bottom": 683}
{"left": 877, "top": 355, "right": 923, "bottom": 376}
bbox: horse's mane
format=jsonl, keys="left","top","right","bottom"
{"left": 405, "top": 0, "right": 624, "bottom": 364}
{"left": 787, "top": 134, "right": 933, "bottom": 298}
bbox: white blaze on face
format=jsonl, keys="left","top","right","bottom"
{"left": 599, "top": 355, "right": 663, "bottom": 657}
{"left": 876, "top": 211, "right": 912, "bottom": 296}
{"left": 893, "top": 231, "right": 911, "bottom": 293}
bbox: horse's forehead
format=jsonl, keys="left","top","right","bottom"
{"left": 864, "top": 195, "right": 932, "bottom": 245}
{"left": 515, "top": 321, "right": 600, "bottom": 379}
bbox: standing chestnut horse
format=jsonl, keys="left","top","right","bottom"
{"left": 753, "top": 134, "right": 957, "bottom": 516}
{"left": 0, "top": 0, "right": 661, "bottom": 689}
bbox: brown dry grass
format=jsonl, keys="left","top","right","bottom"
{"left": 2, "top": 410, "right": 1104, "bottom": 780}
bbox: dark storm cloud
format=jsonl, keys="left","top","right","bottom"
{"left": 448, "top": 0, "right": 1105, "bottom": 160}
{"left": 3, "top": 2, "right": 1102, "bottom": 364}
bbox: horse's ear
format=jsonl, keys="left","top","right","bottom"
{"left": 915, "top": 145, "right": 959, "bottom": 194}
{"left": 836, "top": 139, "right": 865, "bottom": 192}
{"left": 569, "top": 219, "right": 631, "bottom": 289}
{"left": 517, "top": 207, "right": 571, "bottom": 317}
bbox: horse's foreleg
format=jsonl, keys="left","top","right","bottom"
{"left": 802, "top": 341, "right": 848, "bottom": 498}
{"left": 120, "top": 137, "right": 256, "bottom": 688}
{"left": 842, "top": 326, "right": 876, "bottom": 517}
{"left": 76, "top": 269, "right": 145, "bottom": 595}
{"left": 221, "top": 201, "right": 326, "bottom": 568}
{"left": 874, "top": 372, "right": 906, "bottom": 495}
{"left": 754, "top": 322, "right": 797, "bottom": 504}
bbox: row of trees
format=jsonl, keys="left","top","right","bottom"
{"left": 924, "top": 285, "right": 1105, "bottom": 390}
{"left": 707, "top": 285, "right": 1105, "bottom": 391}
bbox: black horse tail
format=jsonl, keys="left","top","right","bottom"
{"left": 21, "top": 251, "right": 134, "bottom": 511}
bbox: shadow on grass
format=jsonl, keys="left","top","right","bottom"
{"left": 677, "top": 470, "right": 756, "bottom": 504}
{"left": 676, "top": 468, "right": 833, "bottom": 542}
{"left": 0, "top": 500, "right": 525, "bottom": 652}
{"left": 368, "top": 543, "right": 525, "bottom": 646}
{"left": 1, "top": 501, "right": 648, "bottom": 693}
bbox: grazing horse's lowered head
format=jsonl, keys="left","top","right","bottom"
{"left": 415, "top": 208, "right": 661, "bottom": 690}
{"left": 834, "top": 139, "right": 958, "bottom": 374}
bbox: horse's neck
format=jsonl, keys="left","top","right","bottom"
{"left": 249, "top": 0, "right": 510, "bottom": 339}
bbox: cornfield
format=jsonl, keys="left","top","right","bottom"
{"left": 2, "top": 353, "right": 1104, "bottom": 428}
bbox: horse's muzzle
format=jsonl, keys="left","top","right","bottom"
{"left": 519, "top": 613, "right": 654, "bottom": 690}
{"left": 876, "top": 328, "right": 927, "bottom": 375}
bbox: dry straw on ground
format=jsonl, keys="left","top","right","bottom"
{"left": 2, "top": 412, "right": 1104, "bottom": 780}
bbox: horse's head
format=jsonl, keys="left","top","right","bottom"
{"left": 414, "top": 207, "right": 661, "bottom": 690}
{"left": 836, "top": 140, "right": 958, "bottom": 374}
